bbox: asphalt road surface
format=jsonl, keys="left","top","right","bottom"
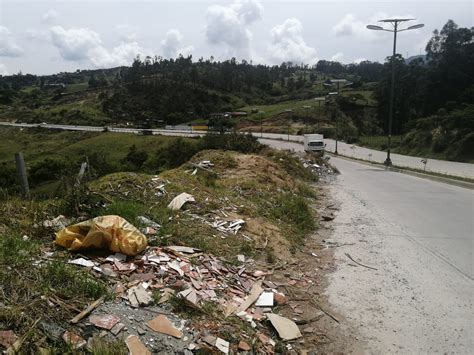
{"left": 261, "top": 139, "right": 473, "bottom": 354}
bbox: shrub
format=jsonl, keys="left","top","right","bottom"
{"left": 200, "top": 132, "right": 262, "bottom": 153}
{"left": 122, "top": 144, "right": 148, "bottom": 170}
{"left": 29, "top": 157, "right": 72, "bottom": 185}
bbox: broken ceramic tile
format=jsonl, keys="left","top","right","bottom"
{"left": 147, "top": 314, "right": 182, "bottom": 338}
{"left": 255, "top": 292, "right": 274, "bottom": 307}
{"left": 89, "top": 314, "right": 120, "bottom": 330}
{"left": 125, "top": 335, "right": 151, "bottom": 355}
{"left": 266, "top": 313, "right": 302, "bottom": 340}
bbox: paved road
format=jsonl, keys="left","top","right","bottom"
{"left": 262, "top": 139, "right": 473, "bottom": 354}
{"left": 1, "top": 121, "right": 473, "bottom": 179}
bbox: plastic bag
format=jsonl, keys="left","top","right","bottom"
{"left": 55, "top": 215, "right": 147, "bottom": 256}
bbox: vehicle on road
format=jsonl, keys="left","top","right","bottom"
{"left": 304, "top": 134, "right": 325, "bottom": 154}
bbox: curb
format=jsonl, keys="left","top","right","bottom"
{"left": 326, "top": 153, "right": 474, "bottom": 190}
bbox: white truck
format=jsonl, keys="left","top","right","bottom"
{"left": 303, "top": 134, "right": 325, "bottom": 153}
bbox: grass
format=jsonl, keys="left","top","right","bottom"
{"left": 238, "top": 98, "right": 326, "bottom": 120}
{"left": 358, "top": 135, "right": 403, "bottom": 151}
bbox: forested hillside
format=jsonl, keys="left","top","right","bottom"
{"left": 0, "top": 20, "right": 472, "bottom": 161}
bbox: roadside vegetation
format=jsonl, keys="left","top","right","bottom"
{"left": 0, "top": 132, "right": 324, "bottom": 352}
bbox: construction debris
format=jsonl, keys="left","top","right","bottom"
{"left": 255, "top": 291, "right": 274, "bottom": 307}
{"left": 127, "top": 284, "right": 153, "bottom": 307}
{"left": 68, "top": 257, "right": 95, "bottom": 268}
{"left": 0, "top": 331, "right": 17, "bottom": 348}
{"left": 88, "top": 314, "right": 120, "bottom": 330}
{"left": 62, "top": 331, "right": 86, "bottom": 349}
{"left": 167, "top": 192, "right": 195, "bottom": 211}
{"left": 215, "top": 337, "right": 230, "bottom": 354}
{"left": 266, "top": 313, "right": 302, "bottom": 341}
{"left": 238, "top": 340, "right": 251, "bottom": 351}
{"left": 125, "top": 335, "right": 151, "bottom": 355}
{"left": 212, "top": 219, "right": 245, "bottom": 234}
{"left": 147, "top": 314, "right": 182, "bottom": 338}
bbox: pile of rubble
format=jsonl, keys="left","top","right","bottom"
{"left": 60, "top": 245, "right": 303, "bottom": 353}
{"left": 300, "top": 156, "right": 335, "bottom": 180}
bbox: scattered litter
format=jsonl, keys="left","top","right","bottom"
{"left": 255, "top": 292, "right": 274, "bottom": 307}
{"left": 167, "top": 192, "right": 195, "bottom": 211}
{"left": 62, "top": 331, "right": 86, "bottom": 349}
{"left": 137, "top": 216, "right": 161, "bottom": 230}
{"left": 105, "top": 253, "right": 127, "bottom": 262}
{"left": 43, "top": 215, "right": 71, "bottom": 231}
{"left": 212, "top": 219, "right": 245, "bottom": 234}
{"left": 0, "top": 330, "right": 17, "bottom": 348}
{"left": 165, "top": 245, "right": 200, "bottom": 254}
{"left": 110, "top": 322, "right": 125, "bottom": 336}
{"left": 55, "top": 215, "right": 147, "bottom": 256}
{"left": 127, "top": 284, "right": 153, "bottom": 307}
{"left": 125, "top": 335, "right": 151, "bottom": 355}
{"left": 238, "top": 340, "right": 251, "bottom": 351}
{"left": 236, "top": 280, "right": 263, "bottom": 314}
{"left": 89, "top": 314, "right": 120, "bottom": 330}
{"left": 68, "top": 258, "right": 95, "bottom": 268}
{"left": 266, "top": 313, "right": 302, "bottom": 340}
{"left": 215, "top": 337, "right": 230, "bottom": 354}
{"left": 147, "top": 314, "right": 182, "bottom": 338}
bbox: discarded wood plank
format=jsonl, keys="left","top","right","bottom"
{"left": 344, "top": 253, "right": 378, "bottom": 270}
{"left": 70, "top": 296, "right": 105, "bottom": 324}
{"left": 234, "top": 280, "right": 263, "bottom": 314}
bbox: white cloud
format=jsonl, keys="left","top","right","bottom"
{"left": 115, "top": 24, "right": 138, "bottom": 42}
{"left": 0, "top": 26, "right": 24, "bottom": 57}
{"left": 24, "top": 29, "right": 50, "bottom": 41}
{"left": 353, "top": 57, "right": 367, "bottom": 64}
{"left": 42, "top": 9, "right": 59, "bottom": 23}
{"left": 0, "top": 63, "right": 8, "bottom": 76}
{"left": 333, "top": 13, "right": 416, "bottom": 41}
{"left": 160, "top": 30, "right": 194, "bottom": 58}
{"left": 205, "top": 0, "right": 263, "bottom": 58}
{"left": 333, "top": 14, "right": 376, "bottom": 40}
{"left": 331, "top": 52, "right": 344, "bottom": 62}
{"left": 50, "top": 26, "right": 144, "bottom": 68}
{"left": 268, "top": 18, "right": 317, "bottom": 64}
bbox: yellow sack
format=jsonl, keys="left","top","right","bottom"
{"left": 55, "top": 215, "right": 147, "bottom": 256}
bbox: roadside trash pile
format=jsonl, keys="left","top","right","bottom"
{"left": 300, "top": 157, "right": 334, "bottom": 178}
{"left": 46, "top": 211, "right": 305, "bottom": 353}
{"left": 56, "top": 245, "right": 302, "bottom": 353}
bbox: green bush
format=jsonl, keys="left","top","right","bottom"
{"left": 122, "top": 144, "right": 148, "bottom": 170}
{"left": 200, "top": 132, "right": 262, "bottom": 153}
{"left": 29, "top": 157, "right": 72, "bottom": 185}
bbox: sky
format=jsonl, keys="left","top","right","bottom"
{"left": 0, "top": 0, "right": 472, "bottom": 75}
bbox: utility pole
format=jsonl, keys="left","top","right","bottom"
{"left": 367, "top": 18, "right": 424, "bottom": 166}
{"left": 323, "top": 80, "right": 351, "bottom": 155}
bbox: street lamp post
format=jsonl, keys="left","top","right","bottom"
{"left": 303, "top": 105, "right": 311, "bottom": 132}
{"left": 284, "top": 109, "right": 293, "bottom": 141}
{"left": 323, "top": 79, "right": 351, "bottom": 155}
{"left": 314, "top": 97, "right": 325, "bottom": 131}
{"left": 367, "top": 19, "right": 424, "bottom": 166}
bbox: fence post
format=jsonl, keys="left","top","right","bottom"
{"left": 15, "top": 152, "right": 30, "bottom": 199}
